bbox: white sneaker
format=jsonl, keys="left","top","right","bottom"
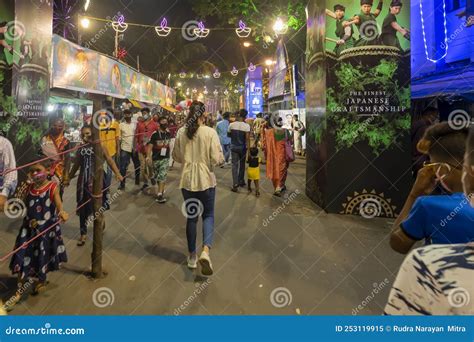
{"left": 199, "top": 251, "right": 213, "bottom": 276}
{"left": 187, "top": 255, "right": 198, "bottom": 269}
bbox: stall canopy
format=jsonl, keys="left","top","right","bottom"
{"left": 49, "top": 95, "right": 93, "bottom": 106}
{"left": 412, "top": 65, "right": 474, "bottom": 101}
{"left": 129, "top": 99, "right": 143, "bottom": 108}
{"left": 160, "top": 105, "right": 178, "bottom": 113}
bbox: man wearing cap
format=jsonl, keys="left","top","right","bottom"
{"left": 326, "top": 4, "right": 355, "bottom": 55}
{"left": 380, "top": 0, "right": 410, "bottom": 50}
{"left": 345, "top": 0, "right": 384, "bottom": 46}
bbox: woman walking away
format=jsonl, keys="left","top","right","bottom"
{"left": 262, "top": 114, "right": 293, "bottom": 196}
{"left": 172, "top": 101, "right": 224, "bottom": 276}
{"left": 8, "top": 158, "right": 69, "bottom": 308}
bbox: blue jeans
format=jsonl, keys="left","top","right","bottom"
{"left": 222, "top": 144, "right": 231, "bottom": 163}
{"left": 119, "top": 150, "right": 131, "bottom": 186}
{"left": 182, "top": 187, "right": 216, "bottom": 254}
{"left": 231, "top": 146, "right": 246, "bottom": 186}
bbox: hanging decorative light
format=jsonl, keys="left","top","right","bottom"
{"left": 196, "top": 74, "right": 203, "bottom": 79}
{"left": 203, "top": 88, "right": 209, "bottom": 95}
{"left": 155, "top": 18, "right": 171, "bottom": 37}
{"left": 213, "top": 89, "right": 219, "bottom": 96}
{"left": 419, "top": 0, "right": 448, "bottom": 63}
{"left": 213, "top": 69, "right": 221, "bottom": 78}
{"left": 248, "top": 63, "right": 256, "bottom": 72}
{"left": 233, "top": 89, "right": 239, "bottom": 94}
{"left": 112, "top": 14, "right": 128, "bottom": 33}
{"left": 179, "top": 71, "right": 186, "bottom": 78}
{"left": 231, "top": 66, "right": 239, "bottom": 76}
{"left": 84, "top": 0, "right": 91, "bottom": 11}
{"left": 235, "top": 20, "right": 251, "bottom": 38}
{"left": 193, "top": 21, "right": 210, "bottom": 38}
{"left": 223, "top": 89, "right": 229, "bottom": 96}
{"left": 192, "top": 88, "right": 198, "bottom": 94}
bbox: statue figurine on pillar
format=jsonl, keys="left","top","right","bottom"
{"left": 380, "top": 0, "right": 410, "bottom": 51}
{"left": 326, "top": 4, "right": 355, "bottom": 56}
{"left": 345, "top": 0, "right": 384, "bottom": 46}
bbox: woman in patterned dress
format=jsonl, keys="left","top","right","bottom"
{"left": 9, "top": 159, "right": 69, "bottom": 304}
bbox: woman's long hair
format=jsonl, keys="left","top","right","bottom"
{"left": 185, "top": 101, "right": 205, "bottom": 140}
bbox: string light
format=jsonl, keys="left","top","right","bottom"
{"left": 419, "top": 0, "right": 448, "bottom": 63}
{"left": 84, "top": 0, "right": 91, "bottom": 11}
{"left": 213, "top": 69, "right": 221, "bottom": 78}
{"left": 194, "top": 21, "right": 210, "bottom": 38}
{"left": 223, "top": 89, "right": 229, "bottom": 96}
{"left": 213, "top": 90, "right": 219, "bottom": 96}
{"left": 179, "top": 71, "right": 186, "bottom": 78}
{"left": 192, "top": 88, "right": 198, "bottom": 94}
{"left": 155, "top": 18, "right": 171, "bottom": 37}
{"left": 231, "top": 66, "right": 239, "bottom": 76}
{"left": 236, "top": 20, "right": 251, "bottom": 38}
{"left": 112, "top": 15, "right": 128, "bottom": 33}
{"left": 197, "top": 74, "right": 203, "bottom": 79}
{"left": 248, "top": 63, "right": 256, "bottom": 72}
{"left": 233, "top": 89, "right": 239, "bottom": 94}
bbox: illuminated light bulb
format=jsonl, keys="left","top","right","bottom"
{"left": 213, "top": 69, "right": 221, "bottom": 78}
{"left": 273, "top": 17, "right": 288, "bottom": 35}
{"left": 265, "top": 59, "right": 274, "bottom": 66}
{"left": 243, "top": 41, "right": 251, "bottom": 47}
{"left": 231, "top": 66, "right": 239, "bottom": 76}
{"left": 80, "top": 17, "right": 90, "bottom": 29}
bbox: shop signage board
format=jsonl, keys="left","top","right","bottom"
{"left": 245, "top": 66, "right": 263, "bottom": 118}
{"left": 51, "top": 35, "right": 176, "bottom": 105}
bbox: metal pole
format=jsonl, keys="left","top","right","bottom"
{"left": 91, "top": 101, "right": 105, "bottom": 279}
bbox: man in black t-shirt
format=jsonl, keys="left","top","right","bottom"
{"left": 380, "top": 0, "right": 410, "bottom": 50}
{"left": 146, "top": 116, "right": 171, "bottom": 203}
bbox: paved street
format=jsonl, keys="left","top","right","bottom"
{"left": 0, "top": 157, "right": 405, "bottom": 315}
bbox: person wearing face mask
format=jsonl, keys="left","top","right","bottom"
{"left": 67, "top": 125, "right": 123, "bottom": 246}
{"left": 40, "top": 118, "right": 71, "bottom": 197}
{"left": 146, "top": 116, "right": 172, "bottom": 203}
{"left": 0, "top": 134, "right": 17, "bottom": 212}
{"left": 384, "top": 127, "right": 474, "bottom": 316}
{"left": 118, "top": 109, "right": 139, "bottom": 190}
{"left": 135, "top": 108, "right": 159, "bottom": 191}
{"left": 8, "top": 158, "right": 68, "bottom": 308}
{"left": 390, "top": 122, "right": 473, "bottom": 254}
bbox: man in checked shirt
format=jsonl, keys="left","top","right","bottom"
{"left": 0, "top": 134, "right": 17, "bottom": 212}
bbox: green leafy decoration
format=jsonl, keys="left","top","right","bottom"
{"left": 316, "top": 59, "right": 410, "bottom": 155}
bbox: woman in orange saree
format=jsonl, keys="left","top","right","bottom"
{"left": 263, "top": 117, "right": 290, "bottom": 196}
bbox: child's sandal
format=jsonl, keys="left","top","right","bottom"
{"left": 32, "top": 281, "right": 49, "bottom": 296}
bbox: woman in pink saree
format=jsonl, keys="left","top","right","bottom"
{"left": 262, "top": 115, "right": 290, "bottom": 196}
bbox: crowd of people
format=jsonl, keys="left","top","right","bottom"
{"left": 0, "top": 101, "right": 306, "bottom": 309}
{"left": 0, "top": 101, "right": 472, "bottom": 315}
